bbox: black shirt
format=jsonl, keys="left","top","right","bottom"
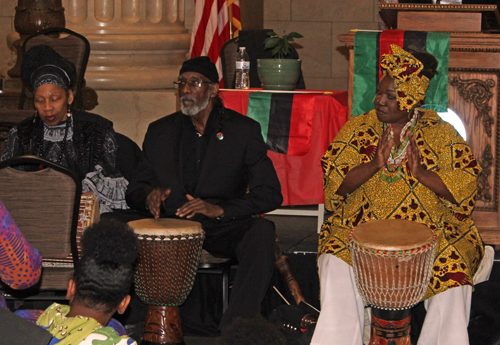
{"left": 181, "top": 112, "right": 216, "bottom": 195}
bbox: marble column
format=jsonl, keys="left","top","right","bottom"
{"left": 63, "top": 0, "right": 190, "bottom": 90}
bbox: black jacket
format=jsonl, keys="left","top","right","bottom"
{"left": 126, "top": 106, "right": 283, "bottom": 226}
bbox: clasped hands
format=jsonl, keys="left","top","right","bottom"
{"left": 374, "top": 124, "right": 425, "bottom": 179}
{"left": 146, "top": 188, "right": 224, "bottom": 220}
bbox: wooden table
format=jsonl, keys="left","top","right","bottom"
{"left": 220, "top": 89, "right": 348, "bottom": 232}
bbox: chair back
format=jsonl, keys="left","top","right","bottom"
{"left": 221, "top": 38, "right": 239, "bottom": 89}
{"left": 0, "top": 156, "right": 81, "bottom": 267}
{"left": 19, "top": 27, "right": 91, "bottom": 111}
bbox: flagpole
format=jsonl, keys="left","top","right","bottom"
{"left": 228, "top": 1, "right": 234, "bottom": 39}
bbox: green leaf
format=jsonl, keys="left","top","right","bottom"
{"left": 263, "top": 30, "right": 302, "bottom": 58}
{"left": 271, "top": 46, "right": 281, "bottom": 57}
{"left": 283, "top": 39, "right": 291, "bottom": 54}
{"left": 287, "top": 32, "right": 303, "bottom": 39}
{"left": 264, "top": 37, "right": 280, "bottom": 49}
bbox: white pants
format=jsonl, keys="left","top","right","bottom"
{"left": 311, "top": 254, "right": 472, "bottom": 345}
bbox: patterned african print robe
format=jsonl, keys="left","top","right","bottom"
{"left": 319, "top": 108, "right": 484, "bottom": 299}
{"left": 37, "top": 303, "right": 136, "bottom": 345}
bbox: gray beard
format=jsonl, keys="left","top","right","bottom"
{"left": 180, "top": 91, "right": 211, "bottom": 116}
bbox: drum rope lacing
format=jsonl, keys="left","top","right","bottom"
{"left": 134, "top": 232, "right": 205, "bottom": 307}
{"left": 349, "top": 231, "right": 438, "bottom": 311}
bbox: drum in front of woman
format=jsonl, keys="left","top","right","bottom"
{"left": 349, "top": 219, "right": 437, "bottom": 345}
{"left": 128, "top": 218, "right": 205, "bottom": 345}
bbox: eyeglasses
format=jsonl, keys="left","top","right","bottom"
{"left": 173, "top": 79, "right": 213, "bottom": 89}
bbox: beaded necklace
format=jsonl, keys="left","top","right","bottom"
{"left": 37, "top": 112, "right": 72, "bottom": 167}
{"left": 380, "top": 109, "right": 419, "bottom": 183}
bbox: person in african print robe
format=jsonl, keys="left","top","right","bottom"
{"left": 0, "top": 199, "right": 54, "bottom": 345}
{"left": 311, "top": 46, "right": 485, "bottom": 345}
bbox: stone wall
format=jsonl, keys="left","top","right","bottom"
{"left": 0, "top": 0, "right": 381, "bottom": 89}
{"left": 0, "top": 0, "right": 381, "bottom": 145}
{"left": 264, "top": 0, "right": 380, "bottom": 91}
{"left": 0, "top": 0, "right": 17, "bottom": 79}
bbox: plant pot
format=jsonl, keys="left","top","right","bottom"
{"left": 257, "top": 58, "right": 302, "bottom": 91}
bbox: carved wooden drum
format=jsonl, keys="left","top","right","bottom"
{"left": 50, "top": 193, "right": 99, "bottom": 266}
{"left": 128, "top": 218, "right": 205, "bottom": 345}
{"left": 349, "top": 219, "right": 437, "bottom": 345}
{"left": 75, "top": 193, "right": 100, "bottom": 258}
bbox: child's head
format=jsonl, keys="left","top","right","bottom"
{"left": 68, "top": 219, "right": 138, "bottom": 315}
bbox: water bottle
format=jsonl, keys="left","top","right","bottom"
{"left": 235, "top": 47, "right": 250, "bottom": 89}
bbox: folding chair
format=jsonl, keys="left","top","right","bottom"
{"left": 18, "top": 27, "right": 90, "bottom": 111}
{"left": 0, "top": 155, "right": 81, "bottom": 294}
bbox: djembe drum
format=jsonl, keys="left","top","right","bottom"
{"left": 349, "top": 219, "right": 438, "bottom": 345}
{"left": 128, "top": 218, "right": 205, "bottom": 345}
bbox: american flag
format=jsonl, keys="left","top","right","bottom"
{"left": 228, "top": 0, "right": 241, "bottom": 38}
{"left": 189, "top": 0, "right": 241, "bottom": 87}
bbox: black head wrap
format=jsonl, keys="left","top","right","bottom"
{"left": 179, "top": 56, "right": 219, "bottom": 83}
{"left": 21, "top": 45, "right": 77, "bottom": 91}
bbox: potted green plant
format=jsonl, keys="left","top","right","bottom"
{"left": 257, "top": 31, "right": 303, "bottom": 91}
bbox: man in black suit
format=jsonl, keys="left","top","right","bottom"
{"left": 126, "top": 56, "right": 283, "bottom": 329}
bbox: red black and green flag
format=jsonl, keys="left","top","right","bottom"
{"left": 353, "top": 30, "right": 450, "bottom": 117}
{"left": 247, "top": 92, "right": 314, "bottom": 155}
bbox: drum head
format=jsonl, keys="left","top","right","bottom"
{"left": 353, "top": 219, "right": 433, "bottom": 251}
{"left": 128, "top": 218, "right": 203, "bottom": 236}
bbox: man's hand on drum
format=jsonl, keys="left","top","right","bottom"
{"left": 176, "top": 194, "right": 224, "bottom": 219}
{"left": 146, "top": 188, "right": 171, "bottom": 219}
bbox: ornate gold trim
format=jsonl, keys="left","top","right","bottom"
{"left": 379, "top": 3, "right": 498, "bottom": 12}
{"left": 451, "top": 48, "right": 500, "bottom": 52}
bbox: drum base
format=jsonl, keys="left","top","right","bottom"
{"left": 142, "top": 306, "right": 185, "bottom": 345}
{"left": 369, "top": 308, "right": 411, "bottom": 345}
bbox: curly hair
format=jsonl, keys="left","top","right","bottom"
{"left": 73, "top": 219, "right": 138, "bottom": 314}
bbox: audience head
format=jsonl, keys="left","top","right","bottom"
{"left": 217, "top": 315, "right": 287, "bottom": 345}
{"left": 68, "top": 219, "right": 138, "bottom": 315}
{"left": 176, "top": 56, "right": 220, "bottom": 116}
{"left": 21, "top": 45, "right": 77, "bottom": 126}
